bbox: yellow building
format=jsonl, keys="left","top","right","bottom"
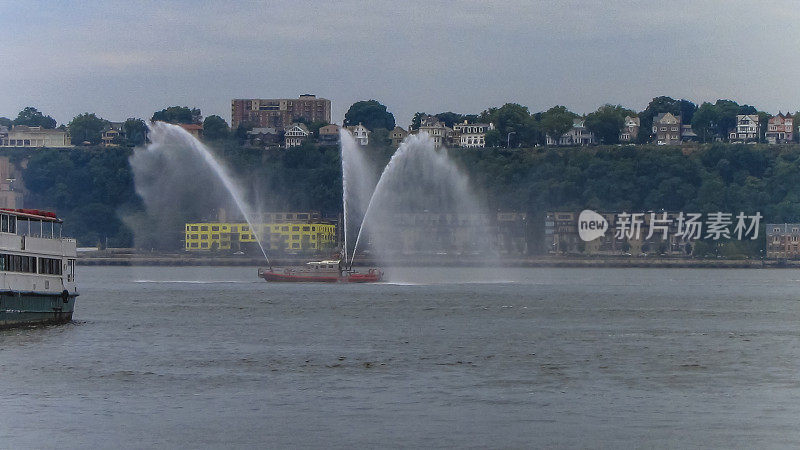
{"left": 184, "top": 221, "right": 336, "bottom": 253}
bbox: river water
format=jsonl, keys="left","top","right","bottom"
{"left": 2, "top": 266, "right": 800, "bottom": 448}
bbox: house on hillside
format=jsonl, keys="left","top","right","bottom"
{"left": 346, "top": 123, "right": 370, "bottom": 146}
{"left": 389, "top": 126, "right": 408, "bottom": 147}
{"left": 318, "top": 124, "right": 341, "bottom": 145}
{"left": 178, "top": 123, "right": 203, "bottom": 139}
{"left": 0, "top": 125, "right": 71, "bottom": 148}
{"left": 766, "top": 113, "right": 793, "bottom": 144}
{"left": 285, "top": 123, "right": 310, "bottom": 148}
{"left": 452, "top": 120, "right": 493, "bottom": 148}
{"left": 246, "top": 127, "right": 281, "bottom": 148}
{"left": 729, "top": 114, "right": 759, "bottom": 143}
{"left": 411, "top": 115, "right": 452, "bottom": 149}
{"left": 546, "top": 119, "right": 595, "bottom": 146}
{"left": 101, "top": 122, "right": 124, "bottom": 146}
{"left": 652, "top": 113, "right": 681, "bottom": 145}
{"left": 620, "top": 116, "right": 639, "bottom": 143}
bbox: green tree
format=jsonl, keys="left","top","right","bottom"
{"left": 202, "top": 115, "right": 229, "bottom": 141}
{"left": 122, "top": 118, "right": 148, "bottom": 146}
{"left": 585, "top": 104, "right": 635, "bottom": 144}
{"left": 13, "top": 107, "right": 57, "bottom": 129}
{"left": 481, "top": 103, "right": 539, "bottom": 147}
{"left": 344, "top": 100, "right": 395, "bottom": 130}
{"left": 152, "top": 106, "right": 201, "bottom": 124}
{"left": 540, "top": 105, "right": 577, "bottom": 145}
{"left": 757, "top": 111, "right": 771, "bottom": 143}
{"left": 434, "top": 112, "right": 465, "bottom": 128}
{"left": 714, "top": 99, "right": 741, "bottom": 140}
{"left": 691, "top": 102, "right": 718, "bottom": 142}
{"left": 0, "top": 117, "right": 12, "bottom": 128}
{"left": 68, "top": 113, "right": 109, "bottom": 145}
{"left": 410, "top": 112, "right": 427, "bottom": 130}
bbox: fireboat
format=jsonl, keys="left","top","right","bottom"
{"left": 258, "top": 260, "right": 383, "bottom": 283}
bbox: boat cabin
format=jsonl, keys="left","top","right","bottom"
{"left": 305, "top": 260, "right": 341, "bottom": 273}
{"left": 0, "top": 208, "right": 63, "bottom": 239}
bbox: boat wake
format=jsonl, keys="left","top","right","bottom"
{"left": 133, "top": 280, "right": 258, "bottom": 284}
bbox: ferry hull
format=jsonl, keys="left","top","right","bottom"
{"left": 0, "top": 292, "right": 77, "bottom": 329}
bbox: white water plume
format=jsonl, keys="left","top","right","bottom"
{"left": 129, "top": 122, "right": 270, "bottom": 264}
{"left": 350, "top": 132, "right": 495, "bottom": 269}
{"left": 340, "top": 128, "right": 379, "bottom": 264}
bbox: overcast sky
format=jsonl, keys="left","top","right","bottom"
{"left": 2, "top": 0, "right": 799, "bottom": 128}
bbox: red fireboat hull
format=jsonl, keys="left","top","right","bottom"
{"left": 258, "top": 268, "right": 383, "bottom": 283}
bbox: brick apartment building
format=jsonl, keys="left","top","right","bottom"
{"left": 231, "top": 94, "right": 331, "bottom": 131}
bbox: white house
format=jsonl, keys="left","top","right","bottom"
{"left": 452, "top": 120, "right": 494, "bottom": 148}
{"left": 412, "top": 115, "right": 452, "bottom": 149}
{"left": 729, "top": 114, "right": 760, "bottom": 142}
{"left": 346, "top": 123, "right": 370, "bottom": 146}
{"left": 0, "top": 125, "right": 71, "bottom": 148}
{"left": 546, "top": 119, "right": 596, "bottom": 146}
{"left": 284, "top": 123, "right": 310, "bottom": 148}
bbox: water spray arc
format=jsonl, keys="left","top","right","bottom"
{"left": 348, "top": 132, "right": 487, "bottom": 269}
{"left": 340, "top": 128, "right": 378, "bottom": 269}
{"left": 138, "top": 122, "right": 271, "bottom": 267}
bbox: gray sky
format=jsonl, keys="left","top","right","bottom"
{"left": 2, "top": 0, "right": 799, "bottom": 128}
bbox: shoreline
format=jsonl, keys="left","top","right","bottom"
{"left": 76, "top": 253, "right": 791, "bottom": 269}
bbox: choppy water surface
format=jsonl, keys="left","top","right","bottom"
{"left": 2, "top": 266, "right": 800, "bottom": 448}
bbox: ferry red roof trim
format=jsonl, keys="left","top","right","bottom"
{"left": 0, "top": 208, "right": 61, "bottom": 222}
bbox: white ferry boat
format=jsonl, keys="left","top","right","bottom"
{"left": 0, "top": 208, "right": 78, "bottom": 329}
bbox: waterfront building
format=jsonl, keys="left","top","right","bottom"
{"left": 546, "top": 119, "right": 596, "bottom": 146}
{"left": 185, "top": 212, "right": 336, "bottom": 253}
{"left": 620, "top": 116, "right": 640, "bottom": 142}
{"left": 231, "top": 94, "right": 331, "bottom": 132}
{"left": 766, "top": 113, "right": 793, "bottom": 144}
{"left": 729, "top": 114, "right": 760, "bottom": 142}
{"left": 544, "top": 211, "right": 693, "bottom": 256}
{"left": 766, "top": 223, "right": 800, "bottom": 259}
{"left": 652, "top": 113, "right": 682, "bottom": 145}
{"left": 285, "top": 123, "right": 310, "bottom": 148}
{"left": 452, "top": 120, "right": 493, "bottom": 148}
{"left": 0, "top": 125, "right": 70, "bottom": 148}
{"left": 356, "top": 212, "right": 528, "bottom": 256}
{"left": 318, "top": 124, "right": 341, "bottom": 145}
{"left": 389, "top": 126, "right": 408, "bottom": 147}
{"left": 346, "top": 123, "right": 370, "bottom": 146}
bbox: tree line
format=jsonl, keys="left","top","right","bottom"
{"left": 6, "top": 139, "right": 800, "bottom": 259}
{"left": 5, "top": 96, "right": 797, "bottom": 152}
